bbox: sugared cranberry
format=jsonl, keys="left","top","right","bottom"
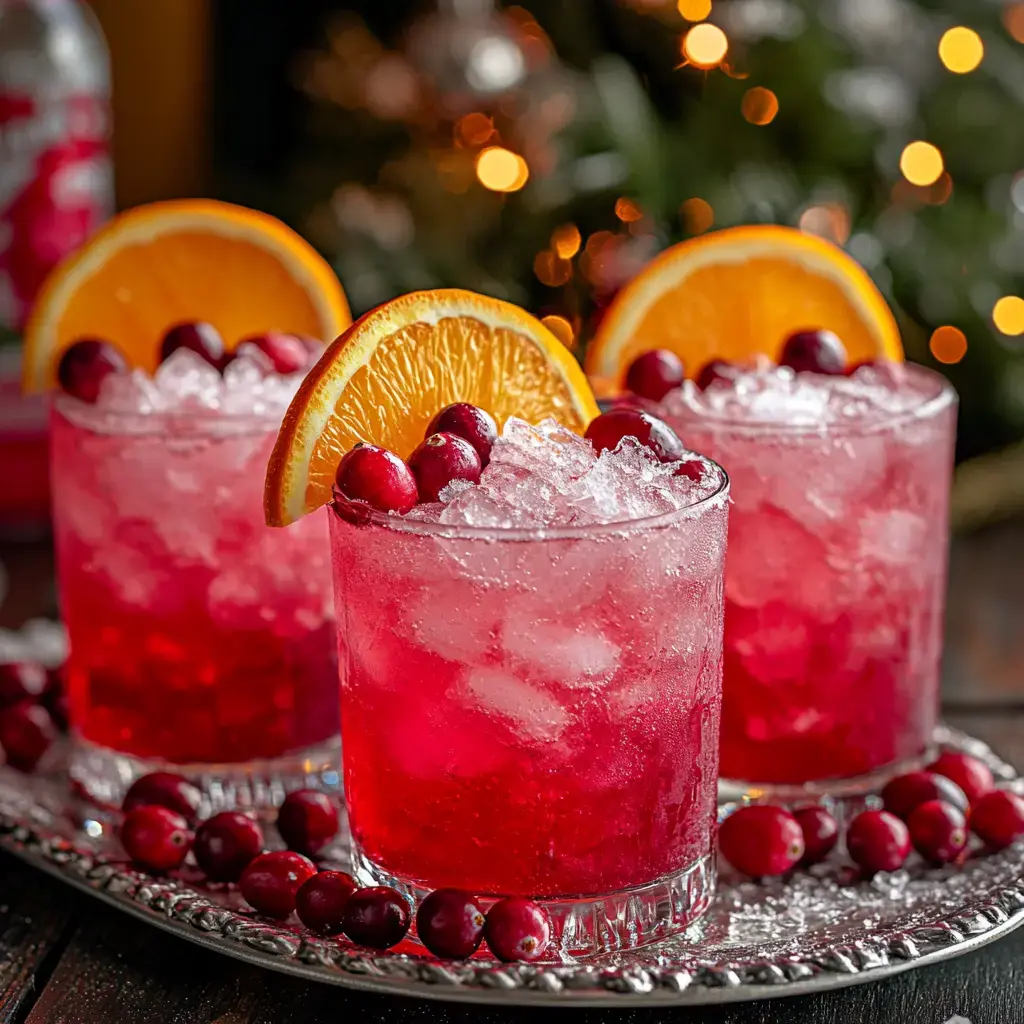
{"left": 122, "top": 772, "right": 202, "bottom": 825}
{"left": 276, "top": 789, "right": 339, "bottom": 857}
{"left": 969, "top": 789, "right": 1024, "bottom": 851}
{"left": 484, "top": 898, "right": 552, "bottom": 962}
{"left": 121, "top": 805, "right": 193, "bottom": 872}
{"left": 779, "top": 329, "right": 847, "bottom": 375}
{"left": 57, "top": 339, "right": 127, "bottom": 402}
{"left": 342, "top": 886, "right": 411, "bottom": 950}
{"left": 881, "top": 771, "right": 968, "bottom": 821}
{"left": 846, "top": 810, "right": 910, "bottom": 874}
{"left": 295, "top": 871, "right": 358, "bottom": 935}
{"left": 0, "top": 662, "right": 48, "bottom": 706}
{"left": 794, "top": 805, "right": 839, "bottom": 866}
{"left": 718, "top": 805, "right": 805, "bottom": 878}
{"left": 160, "top": 322, "right": 227, "bottom": 370}
{"left": 0, "top": 701, "right": 56, "bottom": 771}
{"left": 694, "top": 359, "right": 733, "bottom": 390}
{"left": 239, "top": 332, "right": 309, "bottom": 375}
{"left": 625, "top": 349, "right": 685, "bottom": 402}
{"left": 415, "top": 888, "right": 486, "bottom": 959}
{"left": 193, "top": 811, "right": 264, "bottom": 882}
{"left": 239, "top": 851, "right": 317, "bottom": 919}
{"left": 908, "top": 799, "right": 968, "bottom": 866}
{"left": 425, "top": 403, "right": 498, "bottom": 466}
{"left": 927, "top": 751, "right": 994, "bottom": 806}
{"left": 674, "top": 458, "right": 704, "bottom": 483}
{"left": 408, "top": 433, "right": 482, "bottom": 502}
{"left": 334, "top": 443, "right": 419, "bottom": 517}
{"left": 584, "top": 409, "right": 686, "bottom": 464}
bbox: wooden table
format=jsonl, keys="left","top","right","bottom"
{"left": 1, "top": 521, "right": 1022, "bottom": 1024}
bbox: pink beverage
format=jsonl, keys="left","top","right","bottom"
{"left": 52, "top": 350, "right": 339, "bottom": 806}
{"left": 662, "top": 363, "right": 957, "bottom": 792}
{"left": 330, "top": 419, "right": 729, "bottom": 955}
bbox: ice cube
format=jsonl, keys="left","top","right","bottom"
{"left": 98, "top": 368, "right": 168, "bottom": 415}
{"left": 404, "top": 582, "right": 499, "bottom": 661}
{"left": 859, "top": 509, "right": 928, "bottom": 567}
{"left": 501, "top": 611, "right": 619, "bottom": 688}
{"left": 461, "top": 666, "right": 569, "bottom": 742}
{"left": 153, "top": 349, "right": 222, "bottom": 409}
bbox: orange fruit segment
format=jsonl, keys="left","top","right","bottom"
{"left": 585, "top": 225, "right": 903, "bottom": 387}
{"left": 265, "top": 288, "right": 600, "bottom": 526}
{"left": 22, "top": 199, "right": 350, "bottom": 391}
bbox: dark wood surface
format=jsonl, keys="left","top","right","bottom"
{"left": 1, "top": 520, "right": 1022, "bottom": 1024}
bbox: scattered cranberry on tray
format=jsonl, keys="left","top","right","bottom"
{"left": 239, "top": 851, "right": 317, "bottom": 919}
{"left": 880, "top": 770, "right": 968, "bottom": 821}
{"left": 276, "top": 789, "right": 339, "bottom": 857}
{"left": 334, "top": 443, "right": 419, "bottom": 518}
{"left": 625, "top": 349, "right": 685, "bottom": 402}
{"left": 927, "top": 751, "right": 994, "bottom": 806}
{"left": 846, "top": 810, "right": 910, "bottom": 875}
{"left": 193, "top": 811, "right": 264, "bottom": 882}
{"left": 0, "top": 662, "right": 48, "bottom": 706}
{"left": 122, "top": 772, "right": 202, "bottom": 826}
{"left": 908, "top": 799, "right": 968, "bottom": 866}
{"left": 425, "top": 403, "right": 498, "bottom": 466}
{"left": 793, "top": 805, "right": 839, "bottom": 866}
{"left": 121, "top": 805, "right": 194, "bottom": 873}
{"left": 295, "top": 871, "right": 359, "bottom": 936}
{"left": 408, "top": 433, "right": 482, "bottom": 503}
{"left": 341, "top": 886, "right": 411, "bottom": 950}
{"left": 57, "top": 339, "right": 127, "bottom": 402}
{"left": 584, "top": 408, "right": 686, "bottom": 464}
{"left": 484, "top": 897, "right": 552, "bottom": 962}
{"left": 0, "top": 701, "right": 57, "bottom": 772}
{"left": 415, "top": 888, "right": 486, "bottom": 959}
{"left": 718, "top": 805, "right": 805, "bottom": 878}
{"left": 969, "top": 790, "right": 1024, "bottom": 852}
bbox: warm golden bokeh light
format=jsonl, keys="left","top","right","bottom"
{"left": 615, "top": 197, "right": 644, "bottom": 222}
{"left": 533, "top": 250, "right": 573, "bottom": 287}
{"left": 1003, "top": 3, "right": 1024, "bottom": 43}
{"left": 900, "top": 141, "right": 944, "bottom": 186}
{"left": 541, "top": 314, "right": 575, "bottom": 348}
{"left": 456, "top": 112, "right": 495, "bottom": 147}
{"left": 551, "top": 223, "right": 582, "bottom": 259}
{"left": 681, "top": 197, "right": 714, "bottom": 234}
{"left": 682, "top": 24, "right": 728, "bottom": 69}
{"left": 993, "top": 295, "right": 1024, "bottom": 335}
{"left": 475, "top": 147, "right": 529, "bottom": 192}
{"left": 798, "top": 203, "right": 851, "bottom": 245}
{"left": 677, "top": 0, "right": 712, "bottom": 21}
{"left": 929, "top": 326, "right": 968, "bottom": 364}
{"left": 939, "top": 27, "right": 984, "bottom": 73}
{"left": 741, "top": 87, "right": 779, "bottom": 125}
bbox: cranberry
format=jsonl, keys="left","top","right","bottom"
{"left": 276, "top": 789, "right": 339, "bottom": 856}
{"left": 794, "top": 805, "right": 839, "bottom": 866}
{"left": 584, "top": 409, "right": 686, "bottom": 464}
{"left": 718, "top": 805, "right": 805, "bottom": 878}
{"left": 408, "top": 433, "right": 482, "bottom": 502}
{"left": 778, "top": 329, "right": 847, "bottom": 375}
{"left": 927, "top": 751, "right": 994, "bottom": 806}
{"left": 846, "top": 810, "right": 910, "bottom": 874}
{"left": 908, "top": 799, "right": 968, "bottom": 866}
{"left": 341, "top": 886, "right": 411, "bottom": 950}
{"left": 193, "top": 811, "right": 264, "bottom": 882}
{"left": 239, "top": 851, "right": 317, "bottom": 919}
{"left": 694, "top": 359, "right": 734, "bottom": 390}
{"left": 57, "top": 339, "right": 127, "bottom": 402}
{"left": 0, "top": 701, "right": 56, "bottom": 771}
{"left": 625, "top": 349, "right": 685, "bottom": 402}
{"left": 425, "top": 403, "right": 498, "bottom": 466}
{"left": 484, "top": 898, "right": 552, "bottom": 962}
{"left": 881, "top": 771, "right": 969, "bottom": 821}
{"left": 121, "top": 805, "right": 193, "bottom": 872}
{"left": 0, "top": 662, "right": 48, "bottom": 706}
{"left": 334, "top": 443, "right": 419, "bottom": 517}
{"left": 969, "top": 789, "right": 1024, "bottom": 851}
{"left": 415, "top": 888, "right": 486, "bottom": 959}
{"left": 239, "top": 332, "right": 309, "bottom": 375}
{"left": 296, "top": 871, "right": 358, "bottom": 935}
{"left": 674, "top": 458, "right": 704, "bottom": 483}
{"left": 42, "top": 668, "right": 69, "bottom": 731}
{"left": 122, "top": 772, "right": 202, "bottom": 825}
{"left": 160, "top": 322, "right": 227, "bottom": 370}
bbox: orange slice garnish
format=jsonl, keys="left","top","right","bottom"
{"left": 265, "top": 288, "right": 600, "bottom": 526}
{"left": 585, "top": 225, "right": 903, "bottom": 386}
{"left": 22, "top": 199, "right": 350, "bottom": 391}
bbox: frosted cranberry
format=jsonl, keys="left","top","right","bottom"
{"left": 240, "top": 332, "right": 309, "bottom": 375}
{"left": 675, "top": 458, "right": 704, "bottom": 483}
{"left": 160, "top": 322, "right": 226, "bottom": 370}
{"left": 484, "top": 898, "right": 552, "bottom": 962}
{"left": 193, "top": 811, "right": 264, "bottom": 882}
{"left": 779, "top": 329, "right": 847, "bottom": 375}
{"left": 334, "top": 443, "right": 419, "bottom": 517}
{"left": 718, "top": 805, "right": 805, "bottom": 878}
{"left": 881, "top": 771, "right": 968, "bottom": 821}
{"left": 425, "top": 403, "right": 498, "bottom": 466}
{"left": 927, "top": 751, "right": 994, "bottom": 806}
{"left": 694, "top": 359, "right": 733, "bottom": 390}
{"left": 584, "top": 409, "right": 685, "bottom": 464}
{"left": 846, "top": 810, "right": 910, "bottom": 874}
{"left": 970, "top": 790, "right": 1024, "bottom": 851}
{"left": 908, "top": 799, "right": 968, "bottom": 866}
{"left": 408, "top": 433, "right": 482, "bottom": 502}
{"left": 123, "top": 772, "right": 202, "bottom": 825}
{"left": 0, "top": 702, "right": 56, "bottom": 771}
{"left": 239, "top": 851, "right": 317, "bottom": 919}
{"left": 342, "top": 886, "right": 411, "bottom": 949}
{"left": 0, "top": 662, "right": 47, "bottom": 706}
{"left": 794, "top": 805, "right": 839, "bottom": 866}
{"left": 415, "top": 888, "right": 486, "bottom": 958}
{"left": 296, "top": 871, "right": 358, "bottom": 935}
{"left": 625, "top": 349, "right": 685, "bottom": 402}
{"left": 276, "top": 789, "right": 339, "bottom": 856}
{"left": 121, "top": 805, "right": 193, "bottom": 872}
{"left": 57, "top": 339, "right": 127, "bottom": 402}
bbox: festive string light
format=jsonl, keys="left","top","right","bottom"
{"left": 541, "top": 314, "right": 575, "bottom": 348}
{"left": 938, "top": 27, "right": 984, "bottom": 73}
{"left": 677, "top": 0, "right": 712, "bottom": 22}
{"left": 615, "top": 197, "right": 644, "bottom": 222}
{"left": 900, "top": 141, "right": 944, "bottom": 186}
{"left": 929, "top": 326, "right": 968, "bottom": 364}
{"left": 681, "top": 197, "right": 714, "bottom": 234}
{"left": 993, "top": 296, "right": 1024, "bottom": 335}
{"left": 551, "top": 223, "right": 581, "bottom": 259}
{"left": 741, "top": 87, "right": 779, "bottom": 125}
{"left": 475, "top": 147, "right": 529, "bottom": 192}
{"left": 682, "top": 24, "right": 728, "bottom": 69}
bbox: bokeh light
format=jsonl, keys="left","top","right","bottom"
{"left": 541, "top": 314, "right": 575, "bottom": 348}
{"left": 741, "top": 87, "right": 779, "bottom": 125}
{"left": 938, "top": 27, "right": 984, "bottom": 73}
{"left": 681, "top": 197, "right": 714, "bottom": 234}
{"left": 533, "top": 250, "right": 573, "bottom": 287}
{"left": 1003, "top": 3, "right": 1024, "bottom": 43}
{"left": 929, "top": 326, "right": 968, "bottom": 364}
{"left": 798, "top": 203, "right": 851, "bottom": 245}
{"left": 900, "top": 141, "right": 944, "bottom": 186}
{"left": 551, "top": 223, "right": 581, "bottom": 259}
{"left": 677, "top": 0, "right": 712, "bottom": 21}
{"left": 475, "top": 147, "right": 530, "bottom": 192}
{"left": 615, "top": 197, "right": 644, "bottom": 222}
{"left": 455, "top": 112, "right": 495, "bottom": 147}
{"left": 682, "top": 24, "right": 728, "bottom": 69}
{"left": 993, "top": 296, "right": 1024, "bottom": 335}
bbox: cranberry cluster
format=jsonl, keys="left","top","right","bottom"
{"left": 719, "top": 752, "right": 1024, "bottom": 879}
{"left": 56, "top": 324, "right": 324, "bottom": 403}
{"left": 0, "top": 661, "right": 67, "bottom": 771}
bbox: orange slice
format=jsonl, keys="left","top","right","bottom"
{"left": 265, "top": 288, "right": 600, "bottom": 526}
{"left": 22, "top": 199, "right": 350, "bottom": 391}
{"left": 585, "top": 225, "right": 903, "bottom": 386}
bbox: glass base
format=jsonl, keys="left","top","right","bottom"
{"left": 351, "top": 846, "right": 715, "bottom": 959}
{"left": 69, "top": 736, "right": 342, "bottom": 815}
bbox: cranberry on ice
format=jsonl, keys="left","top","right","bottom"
{"left": 969, "top": 790, "right": 1024, "bottom": 851}
{"left": 425, "top": 403, "right": 498, "bottom": 466}
{"left": 415, "top": 888, "right": 486, "bottom": 959}
{"left": 718, "top": 804, "right": 805, "bottom": 878}
{"left": 881, "top": 771, "right": 968, "bottom": 821}
{"left": 694, "top": 359, "right": 734, "bottom": 390}
{"left": 408, "top": 433, "right": 482, "bottom": 502}
{"left": 334, "top": 443, "right": 419, "bottom": 516}
{"left": 121, "top": 805, "right": 194, "bottom": 873}
{"left": 779, "top": 329, "right": 847, "bottom": 375}
{"left": 341, "top": 886, "right": 411, "bottom": 950}
{"left": 908, "top": 799, "right": 968, "bottom": 865}
{"left": 584, "top": 408, "right": 685, "bottom": 464}
{"left": 484, "top": 898, "right": 552, "bottom": 962}
{"left": 193, "top": 811, "right": 264, "bottom": 882}
{"left": 793, "top": 805, "right": 839, "bottom": 866}
{"left": 296, "top": 871, "right": 358, "bottom": 935}
{"left": 240, "top": 332, "right": 309, "bottom": 375}
{"left": 276, "top": 789, "right": 339, "bottom": 857}
{"left": 239, "top": 850, "right": 317, "bottom": 919}
{"left": 0, "top": 662, "right": 48, "bottom": 706}
{"left": 846, "top": 810, "right": 910, "bottom": 874}
{"left": 159, "top": 322, "right": 227, "bottom": 370}
{"left": 57, "top": 339, "right": 127, "bottom": 403}
{"left": 122, "top": 771, "right": 202, "bottom": 826}
{"left": 625, "top": 349, "right": 685, "bottom": 402}
{"left": 926, "top": 751, "right": 994, "bottom": 806}
{"left": 0, "top": 702, "right": 57, "bottom": 771}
